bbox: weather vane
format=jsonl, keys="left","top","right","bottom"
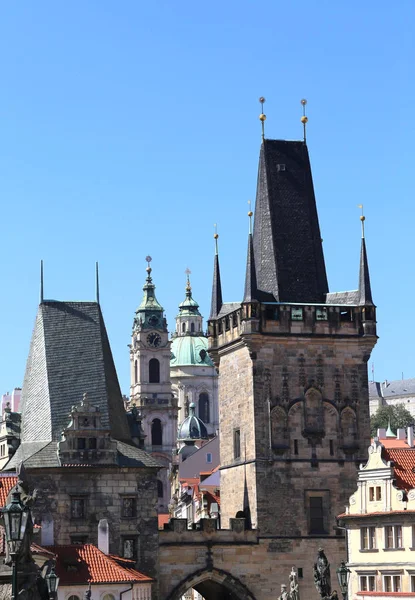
{"left": 214, "top": 223, "right": 219, "bottom": 254}
{"left": 259, "top": 97, "right": 266, "bottom": 141}
{"left": 248, "top": 200, "right": 253, "bottom": 234}
{"left": 301, "top": 99, "right": 308, "bottom": 143}
{"left": 185, "top": 267, "right": 191, "bottom": 290}
{"left": 145, "top": 255, "right": 152, "bottom": 275}
{"left": 357, "top": 204, "right": 365, "bottom": 238}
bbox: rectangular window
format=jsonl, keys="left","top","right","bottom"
{"left": 77, "top": 437, "right": 86, "bottom": 450}
{"left": 234, "top": 429, "right": 241, "bottom": 460}
{"left": 122, "top": 537, "right": 137, "bottom": 559}
{"left": 88, "top": 437, "right": 97, "bottom": 450}
{"left": 305, "top": 491, "right": 329, "bottom": 535}
{"left": 411, "top": 575, "right": 415, "bottom": 592}
{"left": 309, "top": 497, "right": 324, "bottom": 534}
{"left": 294, "top": 440, "right": 299, "bottom": 455}
{"left": 316, "top": 308, "right": 328, "bottom": 321}
{"left": 122, "top": 497, "right": 137, "bottom": 518}
{"left": 376, "top": 486, "right": 382, "bottom": 500}
{"left": 361, "top": 526, "right": 376, "bottom": 550}
{"left": 329, "top": 440, "right": 334, "bottom": 456}
{"left": 359, "top": 575, "right": 376, "bottom": 592}
{"left": 206, "top": 453, "right": 212, "bottom": 464}
{"left": 71, "top": 497, "right": 86, "bottom": 519}
{"left": 383, "top": 575, "right": 401, "bottom": 592}
{"left": 385, "top": 525, "right": 403, "bottom": 549}
{"left": 291, "top": 307, "right": 304, "bottom": 321}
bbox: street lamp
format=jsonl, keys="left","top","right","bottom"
{"left": 46, "top": 563, "right": 60, "bottom": 599}
{"left": 336, "top": 560, "right": 351, "bottom": 600}
{"left": 0, "top": 490, "right": 30, "bottom": 600}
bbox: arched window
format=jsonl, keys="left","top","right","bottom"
{"left": 199, "top": 393, "right": 210, "bottom": 423}
{"left": 152, "top": 418, "right": 163, "bottom": 446}
{"left": 68, "top": 596, "right": 81, "bottom": 600}
{"left": 134, "top": 360, "right": 138, "bottom": 384}
{"left": 191, "top": 322, "right": 195, "bottom": 332}
{"left": 182, "top": 322, "right": 186, "bottom": 333}
{"left": 103, "top": 595, "right": 116, "bottom": 600}
{"left": 157, "top": 479, "right": 164, "bottom": 498}
{"left": 149, "top": 358, "right": 160, "bottom": 383}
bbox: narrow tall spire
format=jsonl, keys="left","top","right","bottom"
{"left": 209, "top": 226, "right": 223, "bottom": 319}
{"left": 96, "top": 262, "right": 100, "bottom": 305}
{"left": 40, "top": 260, "right": 44, "bottom": 303}
{"left": 243, "top": 205, "right": 258, "bottom": 303}
{"left": 358, "top": 208, "right": 374, "bottom": 306}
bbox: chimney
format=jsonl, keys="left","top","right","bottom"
{"left": 397, "top": 428, "right": 406, "bottom": 440}
{"left": 377, "top": 428, "right": 387, "bottom": 439}
{"left": 41, "top": 517, "right": 54, "bottom": 546}
{"left": 408, "top": 426, "right": 414, "bottom": 448}
{"left": 98, "top": 518, "right": 109, "bottom": 554}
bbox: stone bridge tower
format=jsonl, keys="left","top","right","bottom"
{"left": 207, "top": 138, "right": 377, "bottom": 566}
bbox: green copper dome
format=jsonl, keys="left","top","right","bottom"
{"left": 133, "top": 263, "right": 165, "bottom": 331}
{"left": 177, "top": 276, "right": 202, "bottom": 317}
{"left": 178, "top": 403, "right": 208, "bottom": 441}
{"left": 170, "top": 335, "right": 214, "bottom": 367}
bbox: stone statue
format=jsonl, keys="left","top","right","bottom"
{"left": 279, "top": 584, "right": 290, "bottom": 600}
{"left": 84, "top": 583, "right": 92, "bottom": 599}
{"left": 289, "top": 567, "right": 299, "bottom": 600}
{"left": 313, "top": 548, "right": 331, "bottom": 599}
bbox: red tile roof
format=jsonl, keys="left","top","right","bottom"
{"left": 0, "top": 475, "right": 17, "bottom": 506}
{"left": 46, "top": 544, "right": 152, "bottom": 585}
{"left": 158, "top": 514, "right": 170, "bottom": 530}
{"left": 381, "top": 439, "right": 410, "bottom": 449}
{"left": 384, "top": 447, "right": 415, "bottom": 492}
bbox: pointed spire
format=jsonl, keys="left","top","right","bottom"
{"left": 95, "top": 262, "right": 100, "bottom": 305}
{"left": 386, "top": 418, "right": 396, "bottom": 438}
{"left": 209, "top": 225, "right": 223, "bottom": 319}
{"left": 358, "top": 206, "right": 374, "bottom": 306}
{"left": 40, "top": 260, "right": 44, "bottom": 303}
{"left": 243, "top": 203, "right": 258, "bottom": 303}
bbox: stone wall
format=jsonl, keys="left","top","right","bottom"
{"left": 26, "top": 467, "right": 159, "bottom": 578}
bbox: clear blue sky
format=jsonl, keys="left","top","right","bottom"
{"left": 0, "top": 1, "right": 414, "bottom": 397}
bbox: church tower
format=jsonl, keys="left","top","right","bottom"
{"left": 208, "top": 131, "right": 377, "bottom": 570}
{"left": 130, "top": 258, "right": 178, "bottom": 513}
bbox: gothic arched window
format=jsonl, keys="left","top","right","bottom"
{"left": 199, "top": 393, "right": 210, "bottom": 423}
{"left": 149, "top": 358, "right": 160, "bottom": 383}
{"left": 191, "top": 322, "right": 195, "bottom": 332}
{"left": 157, "top": 479, "right": 164, "bottom": 498}
{"left": 152, "top": 419, "right": 163, "bottom": 446}
{"left": 182, "top": 323, "right": 186, "bottom": 333}
{"left": 134, "top": 360, "right": 138, "bottom": 384}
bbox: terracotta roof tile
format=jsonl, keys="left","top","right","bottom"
{"left": 384, "top": 448, "right": 415, "bottom": 492}
{"left": 46, "top": 544, "right": 152, "bottom": 585}
{"left": 380, "top": 439, "right": 410, "bottom": 449}
{"left": 0, "top": 475, "right": 17, "bottom": 506}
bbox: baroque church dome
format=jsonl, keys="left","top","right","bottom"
{"left": 177, "top": 403, "right": 208, "bottom": 442}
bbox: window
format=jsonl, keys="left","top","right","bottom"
{"left": 134, "top": 360, "right": 138, "bottom": 384}
{"left": 294, "top": 440, "right": 299, "bottom": 455}
{"left": 234, "top": 429, "right": 241, "bottom": 460}
{"left": 182, "top": 323, "right": 186, "bottom": 333}
{"left": 151, "top": 419, "right": 162, "bottom": 446}
{"left": 206, "top": 453, "right": 212, "bottom": 464}
{"left": 191, "top": 322, "right": 195, "bottom": 332}
{"left": 71, "top": 497, "right": 86, "bottom": 519}
{"left": 369, "top": 486, "right": 382, "bottom": 501}
{"left": 199, "top": 393, "right": 210, "bottom": 423}
{"left": 316, "top": 307, "right": 328, "bottom": 321}
{"left": 103, "top": 595, "right": 116, "bottom": 600}
{"left": 385, "top": 525, "right": 403, "bottom": 549}
{"left": 291, "top": 307, "right": 303, "bottom": 321}
{"left": 122, "top": 497, "right": 137, "bottom": 518}
{"left": 306, "top": 491, "right": 329, "bottom": 535}
{"left": 329, "top": 440, "right": 334, "bottom": 456}
{"left": 149, "top": 358, "right": 160, "bottom": 383}
{"left": 359, "top": 575, "right": 376, "bottom": 591}
{"left": 77, "top": 438, "right": 86, "bottom": 450}
{"left": 68, "top": 596, "right": 81, "bottom": 600}
{"left": 89, "top": 438, "right": 97, "bottom": 450}
{"left": 157, "top": 480, "right": 164, "bottom": 498}
{"left": 361, "top": 526, "right": 376, "bottom": 550}
{"left": 411, "top": 575, "right": 415, "bottom": 592}
{"left": 383, "top": 575, "right": 401, "bottom": 592}
{"left": 70, "top": 535, "right": 88, "bottom": 545}
{"left": 122, "top": 537, "right": 137, "bottom": 559}
{"left": 309, "top": 497, "right": 324, "bottom": 534}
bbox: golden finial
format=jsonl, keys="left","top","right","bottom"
{"left": 358, "top": 204, "right": 365, "bottom": 238}
{"left": 185, "top": 267, "right": 191, "bottom": 292}
{"left": 301, "top": 99, "right": 308, "bottom": 143}
{"left": 213, "top": 223, "right": 219, "bottom": 254}
{"left": 145, "top": 255, "right": 152, "bottom": 275}
{"left": 259, "top": 97, "right": 266, "bottom": 141}
{"left": 248, "top": 200, "right": 253, "bottom": 234}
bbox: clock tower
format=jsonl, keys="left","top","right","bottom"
{"left": 130, "top": 257, "right": 178, "bottom": 513}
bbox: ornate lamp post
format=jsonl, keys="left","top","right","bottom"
{"left": 46, "top": 564, "right": 60, "bottom": 599}
{"left": 336, "top": 560, "right": 351, "bottom": 600}
{"left": 0, "top": 490, "right": 30, "bottom": 600}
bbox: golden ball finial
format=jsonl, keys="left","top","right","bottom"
{"left": 301, "top": 116, "right": 308, "bottom": 124}
{"left": 259, "top": 113, "right": 266, "bottom": 122}
{"left": 214, "top": 233, "right": 219, "bottom": 239}
{"left": 360, "top": 215, "right": 365, "bottom": 222}
{"left": 248, "top": 210, "right": 253, "bottom": 217}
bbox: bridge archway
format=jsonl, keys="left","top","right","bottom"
{"left": 166, "top": 567, "right": 257, "bottom": 600}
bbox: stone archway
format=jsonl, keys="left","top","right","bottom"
{"left": 166, "top": 567, "right": 257, "bottom": 600}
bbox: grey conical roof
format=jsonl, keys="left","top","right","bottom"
{"left": 177, "top": 403, "right": 208, "bottom": 441}
{"left": 358, "top": 237, "right": 374, "bottom": 305}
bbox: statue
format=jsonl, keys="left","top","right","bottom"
{"left": 289, "top": 567, "right": 300, "bottom": 600}
{"left": 278, "top": 584, "right": 290, "bottom": 600}
{"left": 84, "top": 583, "right": 92, "bottom": 599}
{"left": 313, "top": 548, "right": 331, "bottom": 599}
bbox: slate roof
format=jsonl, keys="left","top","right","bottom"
{"left": 370, "top": 378, "right": 415, "bottom": 399}
{"left": 209, "top": 254, "right": 223, "bottom": 319}
{"left": 326, "top": 291, "right": 360, "bottom": 305}
{"left": 46, "top": 544, "right": 152, "bottom": 585}
{"left": 358, "top": 237, "right": 374, "bottom": 305}
{"left": 217, "top": 303, "right": 241, "bottom": 318}
{"left": 252, "top": 139, "right": 328, "bottom": 303}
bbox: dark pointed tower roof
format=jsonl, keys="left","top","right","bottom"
{"left": 358, "top": 217, "right": 374, "bottom": 306}
{"left": 209, "top": 234, "right": 223, "bottom": 319}
{"left": 253, "top": 140, "right": 328, "bottom": 303}
{"left": 243, "top": 232, "right": 258, "bottom": 303}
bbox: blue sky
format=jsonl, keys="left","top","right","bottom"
{"left": 0, "top": 1, "right": 414, "bottom": 396}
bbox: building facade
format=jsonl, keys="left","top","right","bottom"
{"left": 369, "top": 378, "right": 415, "bottom": 417}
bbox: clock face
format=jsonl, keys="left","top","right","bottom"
{"left": 147, "top": 332, "right": 162, "bottom": 348}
